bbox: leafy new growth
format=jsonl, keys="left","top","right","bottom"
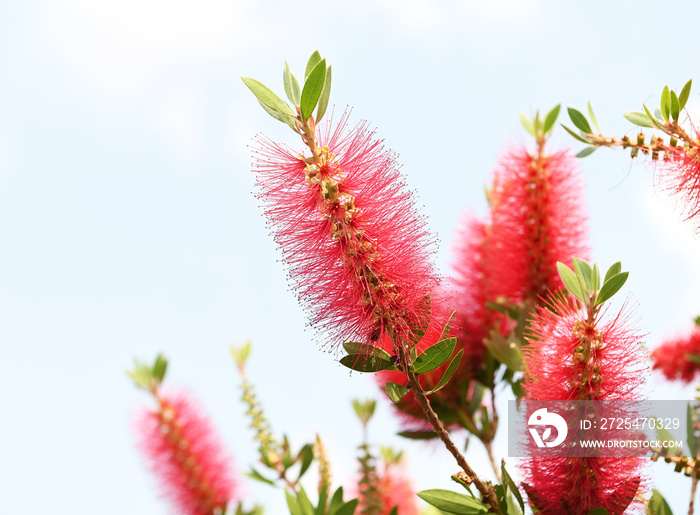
{"left": 556, "top": 258, "right": 629, "bottom": 306}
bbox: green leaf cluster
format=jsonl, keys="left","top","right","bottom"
{"left": 624, "top": 80, "right": 692, "bottom": 129}
{"left": 126, "top": 353, "right": 168, "bottom": 391}
{"left": 556, "top": 258, "right": 628, "bottom": 306}
{"left": 417, "top": 489, "right": 489, "bottom": 514}
{"left": 561, "top": 103, "right": 601, "bottom": 158}
{"left": 242, "top": 50, "right": 333, "bottom": 130}
{"left": 519, "top": 105, "right": 560, "bottom": 141}
{"left": 285, "top": 485, "right": 357, "bottom": 515}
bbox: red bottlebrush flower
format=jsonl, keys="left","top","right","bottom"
{"left": 487, "top": 147, "right": 588, "bottom": 303}
{"left": 653, "top": 325, "right": 700, "bottom": 383}
{"left": 521, "top": 293, "right": 647, "bottom": 514}
{"left": 658, "top": 136, "right": 700, "bottom": 231}
{"left": 136, "top": 391, "right": 238, "bottom": 515}
{"left": 253, "top": 112, "right": 441, "bottom": 352}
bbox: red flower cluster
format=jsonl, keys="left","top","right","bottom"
{"left": 136, "top": 391, "right": 238, "bottom": 515}
{"left": 653, "top": 325, "right": 700, "bottom": 383}
{"left": 487, "top": 147, "right": 589, "bottom": 303}
{"left": 658, "top": 132, "right": 700, "bottom": 231}
{"left": 253, "top": 112, "right": 441, "bottom": 352}
{"left": 521, "top": 294, "right": 647, "bottom": 514}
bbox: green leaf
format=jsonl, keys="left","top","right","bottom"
{"left": 334, "top": 499, "right": 358, "bottom": 515}
{"left": 241, "top": 77, "right": 295, "bottom": 117}
{"left": 385, "top": 382, "right": 410, "bottom": 403}
{"left": 561, "top": 124, "right": 591, "bottom": 143}
{"left": 297, "top": 486, "right": 315, "bottom": 515}
{"left": 643, "top": 104, "right": 662, "bottom": 128}
{"left": 502, "top": 463, "right": 525, "bottom": 514}
{"left": 623, "top": 111, "right": 654, "bottom": 128}
{"left": 568, "top": 107, "right": 593, "bottom": 134}
{"left": 603, "top": 262, "right": 622, "bottom": 283}
{"left": 688, "top": 402, "right": 698, "bottom": 457}
{"left": 339, "top": 354, "right": 396, "bottom": 372}
{"left": 152, "top": 353, "right": 168, "bottom": 383}
{"left": 573, "top": 258, "right": 593, "bottom": 291}
{"left": 587, "top": 101, "right": 601, "bottom": 133}
{"left": 397, "top": 430, "right": 438, "bottom": 439}
{"left": 679, "top": 79, "right": 693, "bottom": 110}
{"left": 300, "top": 59, "right": 327, "bottom": 122}
{"left": 411, "top": 295, "right": 432, "bottom": 343}
{"left": 440, "top": 311, "right": 456, "bottom": 341}
{"left": 425, "top": 350, "right": 463, "bottom": 394}
{"left": 588, "top": 509, "right": 609, "bottom": 515}
{"left": 413, "top": 338, "right": 457, "bottom": 373}
{"left": 257, "top": 99, "right": 298, "bottom": 129}
{"left": 417, "top": 489, "right": 489, "bottom": 514}
{"left": 315, "top": 484, "right": 329, "bottom": 515}
{"left": 519, "top": 113, "right": 535, "bottom": 137}
{"left": 660, "top": 85, "right": 671, "bottom": 122}
{"left": 543, "top": 104, "right": 561, "bottom": 134}
{"left": 592, "top": 263, "right": 601, "bottom": 291}
{"left": 671, "top": 90, "right": 680, "bottom": 122}
{"left": 595, "top": 271, "right": 629, "bottom": 305}
{"left": 297, "top": 444, "right": 314, "bottom": 480}
{"left": 329, "top": 487, "right": 345, "bottom": 515}
{"left": 283, "top": 62, "right": 301, "bottom": 105}
{"left": 315, "top": 65, "right": 332, "bottom": 123}
{"left": 342, "top": 342, "right": 392, "bottom": 361}
{"left": 484, "top": 331, "right": 522, "bottom": 372}
{"left": 576, "top": 146, "right": 597, "bottom": 158}
{"left": 352, "top": 399, "right": 376, "bottom": 424}
{"left": 556, "top": 261, "right": 585, "bottom": 301}
{"left": 246, "top": 467, "right": 276, "bottom": 486}
{"left": 305, "top": 51, "right": 323, "bottom": 80}
{"left": 286, "top": 490, "right": 303, "bottom": 515}
{"left": 647, "top": 489, "right": 673, "bottom": 515}
{"left": 686, "top": 354, "right": 700, "bottom": 365}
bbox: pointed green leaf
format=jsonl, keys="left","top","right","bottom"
{"left": 576, "top": 146, "right": 597, "bottom": 158}
{"left": 334, "top": 500, "right": 358, "bottom": 515}
{"left": 315, "top": 65, "right": 332, "bottom": 123}
{"left": 557, "top": 261, "right": 585, "bottom": 301}
{"left": 679, "top": 79, "right": 693, "bottom": 110}
{"left": 397, "top": 430, "right": 438, "bottom": 439}
{"left": 671, "top": 90, "right": 680, "bottom": 122}
{"left": 660, "top": 85, "right": 671, "bottom": 122}
{"left": 533, "top": 109, "right": 541, "bottom": 135}
{"left": 339, "top": 354, "right": 396, "bottom": 372}
{"left": 592, "top": 263, "right": 601, "bottom": 291}
{"left": 603, "top": 262, "right": 622, "bottom": 283}
{"left": 315, "top": 485, "right": 329, "bottom": 515}
{"left": 342, "top": 342, "right": 392, "bottom": 361}
{"left": 242, "top": 77, "right": 295, "bottom": 117}
{"left": 439, "top": 311, "right": 456, "bottom": 341}
{"left": 329, "top": 487, "right": 345, "bottom": 515}
{"left": 301, "top": 59, "right": 326, "bottom": 122}
{"left": 561, "top": 124, "right": 591, "bottom": 143}
{"left": 587, "top": 101, "right": 601, "bottom": 133}
{"left": 412, "top": 337, "right": 456, "bottom": 373}
{"left": 152, "top": 354, "right": 168, "bottom": 383}
{"left": 286, "top": 490, "right": 303, "bottom": 515}
{"left": 588, "top": 509, "right": 609, "bottom": 515}
{"left": 297, "top": 444, "right": 314, "bottom": 480}
{"left": 283, "top": 62, "right": 301, "bottom": 105}
{"left": 568, "top": 107, "right": 593, "bottom": 134}
{"left": 647, "top": 489, "right": 673, "bottom": 515}
{"left": 257, "top": 99, "right": 298, "bottom": 129}
{"left": 425, "top": 350, "right": 463, "bottom": 395}
{"left": 484, "top": 331, "right": 522, "bottom": 372}
{"left": 385, "top": 382, "right": 410, "bottom": 403}
{"left": 305, "top": 51, "right": 323, "bottom": 79}
{"left": 417, "top": 489, "right": 489, "bottom": 514}
{"left": 502, "top": 463, "right": 525, "bottom": 514}
{"left": 519, "top": 113, "right": 535, "bottom": 137}
{"left": 573, "top": 258, "right": 593, "bottom": 291}
{"left": 246, "top": 467, "right": 276, "bottom": 486}
{"left": 595, "top": 272, "right": 629, "bottom": 305}
{"left": 623, "top": 111, "right": 654, "bottom": 128}
{"left": 642, "top": 104, "right": 662, "bottom": 128}
{"left": 688, "top": 402, "right": 698, "bottom": 457}
{"left": 297, "top": 486, "right": 315, "bottom": 515}
{"left": 543, "top": 104, "right": 561, "bottom": 134}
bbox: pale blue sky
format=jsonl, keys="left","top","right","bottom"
{"left": 2, "top": 1, "right": 700, "bottom": 513}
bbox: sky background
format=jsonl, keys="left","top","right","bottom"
{"left": 2, "top": 0, "right": 700, "bottom": 513}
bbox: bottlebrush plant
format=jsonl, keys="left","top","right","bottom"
{"left": 126, "top": 51, "right": 700, "bottom": 514}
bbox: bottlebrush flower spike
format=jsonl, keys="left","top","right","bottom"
{"left": 658, "top": 133, "right": 700, "bottom": 232}
{"left": 653, "top": 324, "right": 700, "bottom": 383}
{"left": 487, "top": 146, "right": 589, "bottom": 303}
{"left": 136, "top": 391, "right": 238, "bottom": 515}
{"left": 253, "top": 111, "right": 441, "bottom": 352}
{"left": 521, "top": 262, "right": 647, "bottom": 515}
